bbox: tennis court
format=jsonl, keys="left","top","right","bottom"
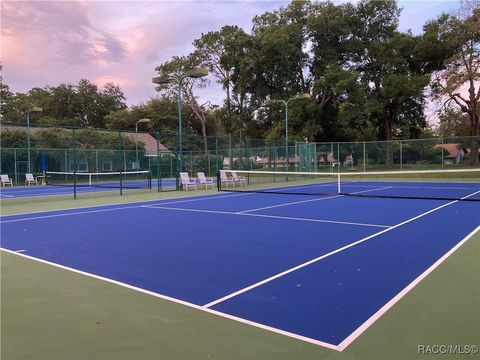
{"left": 1, "top": 172, "right": 479, "bottom": 351}
{"left": 0, "top": 177, "right": 177, "bottom": 199}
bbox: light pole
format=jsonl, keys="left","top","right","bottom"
{"left": 262, "top": 93, "right": 310, "bottom": 173}
{"left": 26, "top": 106, "right": 43, "bottom": 173}
{"left": 135, "top": 118, "right": 151, "bottom": 170}
{"left": 152, "top": 68, "right": 208, "bottom": 184}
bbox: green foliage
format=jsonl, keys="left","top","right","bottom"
{"left": 437, "top": 108, "right": 472, "bottom": 137}
{"left": 34, "top": 129, "right": 73, "bottom": 149}
{"left": 32, "top": 128, "right": 140, "bottom": 150}
{"left": 1, "top": 80, "right": 127, "bottom": 128}
{"left": 0, "top": 130, "right": 31, "bottom": 148}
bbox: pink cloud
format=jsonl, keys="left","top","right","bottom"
{"left": 2, "top": 0, "right": 464, "bottom": 109}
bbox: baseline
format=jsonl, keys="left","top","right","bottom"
{"left": 0, "top": 248, "right": 340, "bottom": 351}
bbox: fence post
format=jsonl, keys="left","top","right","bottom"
{"left": 363, "top": 141, "right": 366, "bottom": 172}
{"left": 157, "top": 131, "right": 161, "bottom": 192}
{"left": 441, "top": 138, "right": 444, "bottom": 168}
{"left": 13, "top": 149, "right": 17, "bottom": 186}
{"left": 73, "top": 128, "right": 77, "bottom": 199}
{"left": 215, "top": 138, "right": 219, "bottom": 175}
{"left": 117, "top": 131, "right": 123, "bottom": 195}
{"left": 400, "top": 140, "right": 403, "bottom": 170}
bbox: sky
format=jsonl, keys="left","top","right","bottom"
{"left": 1, "top": 0, "right": 462, "bottom": 108}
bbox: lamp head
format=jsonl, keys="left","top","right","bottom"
{"left": 152, "top": 76, "right": 173, "bottom": 85}
{"left": 296, "top": 93, "right": 311, "bottom": 100}
{"left": 30, "top": 106, "right": 43, "bottom": 112}
{"left": 186, "top": 67, "right": 208, "bottom": 78}
{"left": 137, "top": 118, "right": 151, "bottom": 124}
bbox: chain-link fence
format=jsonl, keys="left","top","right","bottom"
{"left": 1, "top": 122, "right": 478, "bottom": 192}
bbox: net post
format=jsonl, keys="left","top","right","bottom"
{"left": 119, "top": 169, "right": 123, "bottom": 196}
{"left": 337, "top": 172, "right": 341, "bottom": 194}
{"left": 216, "top": 171, "right": 220, "bottom": 192}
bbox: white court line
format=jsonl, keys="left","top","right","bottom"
{"left": 0, "top": 205, "right": 145, "bottom": 223}
{"left": 151, "top": 192, "right": 251, "bottom": 206}
{"left": 349, "top": 186, "right": 393, "bottom": 195}
{"left": 14, "top": 249, "right": 26, "bottom": 253}
{"left": 237, "top": 186, "right": 393, "bottom": 214}
{"left": 0, "top": 194, "right": 14, "bottom": 198}
{"left": 241, "top": 213, "right": 389, "bottom": 228}
{"left": 0, "top": 192, "right": 251, "bottom": 220}
{"left": 342, "top": 184, "right": 479, "bottom": 190}
{"left": 203, "top": 190, "right": 480, "bottom": 308}
{"left": 337, "top": 224, "right": 480, "bottom": 351}
{"left": 142, "top": 205, "right": 389, "bottom": 228}
{"left": 236, "top": 195, "right": 342, "bottom": 214}
{"left": 0, "top": 248, "right": 339, "bottom": 351}
{"left": 142, "top": 205, "right": 234, "bottom": 216}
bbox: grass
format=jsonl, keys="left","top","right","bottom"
{"left": 1, "top": 188, "right": 478, "bottom": 359}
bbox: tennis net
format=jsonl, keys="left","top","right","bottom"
{"left": 217, "top": 169, "right": 480, "bottom": 201}
{"left": 46, "top": 170, "right": 152, "bottom": 190}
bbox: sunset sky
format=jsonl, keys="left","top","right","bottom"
{"left": 2, "top": 0, "right": 462, "bottom": 107}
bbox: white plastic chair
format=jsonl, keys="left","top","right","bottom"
{"left": 231, "top": 171, "right": 246, "bottom": 187}
{"left": 197, "top": 172, "right": 214, "bottom": 190}
{"left": 219, "top": 170, "right": 234, "bottom": 188}
{"left": 179, "top": 172, "right": 197, "bottom": 191}
{"left": 25, "top": 173, "right": 38, "bottom": 186}
{"left": 1, "top": 174, "right": 13, "bottom": 187}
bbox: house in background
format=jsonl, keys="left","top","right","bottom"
{"left": 434, "top": 143, "right": 469, "bottom": 164}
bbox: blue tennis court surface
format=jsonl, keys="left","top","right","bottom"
{"left": 0, "top": 179, "right": 176, "bottom": 199}
{"left": 1, "top": 189, "right": 479, "bottom": 350}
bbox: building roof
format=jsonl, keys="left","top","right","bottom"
{"left": 123, "top": 132, "right": 170, "bottom": 155}
{"left": 434, "top": 143, "right": 460, "bottom": 158}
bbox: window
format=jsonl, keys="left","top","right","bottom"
{"left": 102, "top": 161, "right": 113, "bottom": 172}
{"left": 69, "top": 159, "right": 88, "bottom": 172}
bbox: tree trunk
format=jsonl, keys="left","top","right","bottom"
{"left": 468, "top": 111, "right": 479, "bottom": 166}
{"left": 185, "top": 87, "right": 209, "bottom": 154}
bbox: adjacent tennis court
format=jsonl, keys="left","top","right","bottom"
{"left": 2, "top": 173, "right": 479, "bottom": 351}
{"left": 0, "top": 175, "right": 177, "bottom": 199}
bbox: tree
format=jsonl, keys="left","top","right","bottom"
{"left": 0, "top": 130, "right": 31, "bottom": 148}
{"left": 346, "top": 0, "right": 429, "bottom": 166}
{"left": 0, "top": 80, "right": 14, "bottom": 121}
{"left": 194, "top": 25, "right": 253, "bottom": 160}
{"left": 1, "top": 80, "right": 127, "bottom": 128}
{"left": 437, "top": 107, "right": 472, "bottom": 137}
{"left": 429, "top": 2, "right": 480, "bottom": 164}
{"left": 154, "top": 54, "right": 211, "bottom": 153}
